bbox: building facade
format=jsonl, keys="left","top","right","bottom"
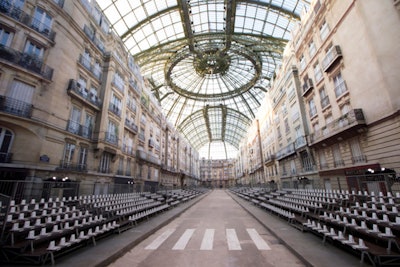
{"left": 236, "top": 0, "right": 400, "bottom": 194}
{"left": 0, "top": 0, "right": 199, "bottom": 198}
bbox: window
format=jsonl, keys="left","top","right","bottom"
{"left": 82, "top": 49, "right": 91, "bottom": 69}
{"left": 320, "top": 20, "right": 330, "bottom": 41}
{"left": 299, "top": 54, "right": 306, "bottom": 71}
{"left": 309, "top": 40, "right": 316, "bottom": 58}
{"left": 68, "top": 106, "right": 81, "bottom": 134}
{"left": 332, "top": 144, "right": 344, "bottom": 167}
{"left": 113, "top": 72, "right": 125, "bottom": 92}
{"left": 99, "top": 152, "right": 112, "bottom": 173}
{"left": 277, "top": 126, "right": 282, "bottom": 139}
{"left": 350, "top": 138, "right": 365, "bottom": 163}
{"left": 333, "top": 72, "right": 347, "bottom": 98}
{"left": 126, "top": 158, "right": 131, "bottom": 176}
{"left": 82, "top": 113, "right": 93, "bottom": 138}
{"left": 118, "top": 157, "right": 124, "bottom": 175}
{"left": 78, "top": 146, "right": 88, "bottom": 170}
{"left": 93, "top": 60, "right": 101, "bottom": 79}
{"left": 110, "top": 93, "right": 122, "bottom": 115}
{"left": 301, "top": 151, "right": 313, "bottom": 172}
{"left": 340, "top": 103, "right": 351, "bottom": 115}
{"left": 5, "top": 80, "right": 34, "bottom": 116}
{"left": 290, "top": 160, "right": 296, "bottom": 174}
{"left": 62, "top": 143, "right": 75, "bottom": 167}
{"left": 0, "top": 27, "right": 13, "bottom": 46}
{"left": 32, "top": 7, "right": 53, "bottom": 33}
{"left": 284, "top": 118, "right": 290, "bottom": 133}
{"left": 319, "top": 87, "right": 329, "bottom": 109}
{"left": 309, "top": 98, "right": 317, "bottom": 117}
{"left": 106, "top": 121, "right": 118, "bottom": 144}
{"left": 319, "top": 149, "right": 328, "bottom": 169}
{"left": 0, "top": 127, "right": 14, "bottom": 162}
{"left": 313, "top": 62, "right": 323, "bottom": 83}
{"left": 24, "top": 41, "right": 44, "bottom": 60}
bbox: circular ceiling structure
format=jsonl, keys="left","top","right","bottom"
{"left": 98, "top": 0, "right": 310, "bottom": 159}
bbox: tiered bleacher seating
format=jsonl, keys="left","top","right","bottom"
{"left": 231, "top": 187, "right": 400, "bottom": 266}
{"left": 0, "top": 189, "right": 205, "bottom": 265}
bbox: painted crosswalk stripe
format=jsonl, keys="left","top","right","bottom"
{"left": 226, "top": 229, "right": 241, "bottom": 250}
{"left": 246, "top": 228, "right": 271, "bottom": 250}
{"left": 145, "top": 228, "right": 176, "bottom": 250}
{"left": 172, "top": 229, "right": 195, "bottom": 250}
{"left": 200, "top": 229, "right": 215, "bottom": 250}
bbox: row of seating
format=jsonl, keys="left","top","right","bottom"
{"left": 230, "top": 187, "right": 400, "bottom": 266}
{"left": 0, "top": 189, "right": 205, "bottom": 266}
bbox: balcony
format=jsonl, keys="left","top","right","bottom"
{"left": 136, "top": 150, "right": 161, "bottom": 166}
{"left": 352, "top": 154, "right": 367, "bottom": 164}
{"left": 124, "top": 119, "right": 138, "bottom": 134}
{"left": 0, "top": 2, "right": 56, "bottom": 41}
{"left": 0, "top": 45, "right": 54, "bottom": 80}
{"left": 108, "top": 103, "right": 121, "bottom": 117}
{"left": 294, "top": 136, "right": 307, "bottom": 150}
{"left": 105, "top": 131, "right": 118, "bottom": 146}
{"left": 276, "top": 143, "right": 295, "bottom": 160}
{"left": 78, "top": 55, "right": 102, "bottom": 80}
{"left": 83, "top": 25, "right": 106, "bottom": 53}
{"left": 0, "top": 152, "right": 12, "bottom": 163}
{"left": 0, "top": 96, "right": 32, "bottom": 118}
{"left": 66, "top": 120, "right": 92, "bottom": 139}
{"left": 322, "top": 45, "right": 342, "bottom": 72}
{"left": 122, "top": 145, "right": 134, "bottom": 156}
{"left": 149, "top": 139, "right": 155, "bottom": 148}
{"left": 308, "top": 109, "right": 366, "bottom": 147}
{"left": 264, "top": 154, "right": 275, "bottom": 164}
{"left": 58, "top": 161, "right": 87, "bottom": 172}
{"left": 129, "top": 79, "right": 141, "bottom": 95}
{"left": 302, "top": 78, "right": 314, "bottom": 96}
{"left": 67, "top": 79, "right": 101, "bottom": 110}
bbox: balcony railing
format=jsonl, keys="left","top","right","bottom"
{"left": 322, "top": 45, "right": 342, "bottom": 72}
{"left": 78, "top": 54, "right": 102, "bottom": 80}
{"left": 308, "top": 109, "right": 366, "bottom": 146}
{"left": 302, "top": 78, "right": 314, "bottom": 96}
{"left": 0, "top": 45, "right": 54, "bottom": 80}
{"left": 321, "top": 96, "right": 330, "bottom": 109}
{"left": 0, "top": 2, "right": 56, "bottom": 41}
{"left": 66, "top": 120, "right": 92, "bottom": 139}
{"left": 83, "top": 25, "right": 106, "bottom": 53}
{"left": 67, "top": 79, "right": 101, "bottom": 108}
{"left": 0, "top": 152, "right": 12, "bottom": 163}
{"left": 108, "top": 103, "right": 121, "bottom": 117}
{"left": 294, "top": 136, "right": 307, "bottom": 149}
{"left": 0, "top": 95, "right": 33, "bottom": 118}
{"left": 105, "top": 131, "right": 118, "bottom": 146}
{"left": 136, "top": 150, "right": 161, "bottom": 165}
{"left": 276, "top": 143, "right": 295, "bottom": 160}
{"left": 125, "top": 119, "right": 138, "bottom": 134}
{"left": 129, "top": 79, "right": 141, "bottom": 95}
{"left": 58, "top": 161, "right": 87, "bottom": 172}
{"left": 352, "top": 154, "right": 367, "bottom": 164}
{"left": 122, "top": 144, "right": 134, "bottom": 156}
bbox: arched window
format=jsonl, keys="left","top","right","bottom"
{"left": 0, "top": 127, "right": 14, "bottom": 162}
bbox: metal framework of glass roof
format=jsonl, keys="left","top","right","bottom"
{"left": 98, "top": 0, "right": 310, "bottom": 159}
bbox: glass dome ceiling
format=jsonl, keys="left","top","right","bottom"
{"left": 97, "top": 0, "right": 310, "bottom": 159}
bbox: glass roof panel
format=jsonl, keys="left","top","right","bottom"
{"left": 97, "top": 0, "right": 310, "bottom": 159}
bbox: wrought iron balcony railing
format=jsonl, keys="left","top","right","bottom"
{"left": 0, "top": 95, "right": 32, "bottom": 118}
{"left": 0, "top": 45, "right": 54, "bottom": 80}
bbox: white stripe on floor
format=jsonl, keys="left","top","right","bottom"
{"left": 200, "top": 229, "right": 215, "bottom": 250}
{"left": 246, "top": 228, "right": 271, "bottom": 250}
{"left": 145, "top": 228, "right": 176, "bottom": 250}
{"left": 172, "top": 229, "right": 195, "bottom": 250}
{"left": 226, "top": 229, "right": 241, "bottom": 250}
